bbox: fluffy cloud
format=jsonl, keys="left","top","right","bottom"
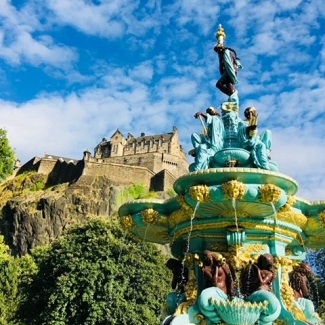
{"left": 0, "top": 0, "right": 324, "bottom": 202}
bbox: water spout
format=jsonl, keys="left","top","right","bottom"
{"left": 232, "top": 198, "right": 239, "bottom": 232}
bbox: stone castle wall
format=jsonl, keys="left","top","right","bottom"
{"left": 104, "top": 152, "right": 188, "bottom": 179}
{"left": 17, "top": 155, "right": 181, "bottom": 192}
{"left": 82, "top": 158, "right": 155, "bottom": 188}
{"left": 38, "top": 158, "right": 59, "bottom": 175}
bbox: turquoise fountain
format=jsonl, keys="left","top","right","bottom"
{"left": 118, "top": 25, "right": 325, "bottom": 325}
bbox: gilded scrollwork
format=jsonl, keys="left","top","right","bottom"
{"left": 259, "top": 184, "right": 282, "bottom": 203}
{"left": 222, "top": 180, "right": 246, "bottom": 200}
{"left": 168, "top": 209, "right": 188, "bottom": 227}
{"left": 168, "top": 196, "right": 197, "bottom": 227}
{"left": 277, "top": 211, "right": 307, "bottom": 229}
{"left": 305, "top": 218, "right": 322, "bottom": 231}
{"left": 240, "top": 222, "right": 298, "bottom": 241}
{"left": 158, "top": 215, "right": 168, "bottom": 225}
{"left": 196, "top": 314, "right": 208, "bottom": 325}
{"left": 189, "top": 185, "right": 211, "bottom": 202}
{"left": 178, "top": 195, "right": 195, "bottom": 215}
{"left": 224, "top": 244, "right": 268, "bottom": 272}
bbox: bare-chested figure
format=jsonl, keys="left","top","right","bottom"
{"left": 289, "top": 262, "right": 316, "bottom": 302}
{"left": 201, "top": 250, "right": 234, "bottom": 298}
{"left": 289, "top": 263, "right": 321, "bottom": 324}
{"left": 242, "top": 253, "right": 275, "bottom": 296}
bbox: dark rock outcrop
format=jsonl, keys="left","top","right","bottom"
{"left": 0, "top": 175, "right": 124, "bottom": 256}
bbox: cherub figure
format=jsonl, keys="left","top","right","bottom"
{"left": 197, "top": 251, "right": 236, "bottom": 324}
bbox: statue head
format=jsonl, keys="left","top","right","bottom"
{"left": 244, "top": 106, "right": 256, "bottom": 119}
{"left": 203, "top": 250, "right": 225, "bottom": 266}
{"left": 206, "top": 106, "right": 220, "bottom": 116}
{"left": 299, "top": 262, "right": 313, "bottom": 275}
{"left": 257, "top": 253, "right": 274, "bottom": 269}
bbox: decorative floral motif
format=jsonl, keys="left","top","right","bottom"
{"left": 277, "top": 211, "right": 307, "bottom": 228}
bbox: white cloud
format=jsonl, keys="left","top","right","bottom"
{"left": 0, "top": 1, "right": 77, "bottom": 68}
{"left": 0, "top": 0, "right": 324, "bottom": 204}
{"left": 172, "top": 0, "right": 221, "bottom": 35}
{"left": 45, "top": 0, "right": 128, "bottom": 38}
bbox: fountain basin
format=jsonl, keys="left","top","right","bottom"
{"left": 174, "top": 168, "right": 298, "bottom": 196}
{"left": 212, "top": 148, "right": 251, "bottom": 167}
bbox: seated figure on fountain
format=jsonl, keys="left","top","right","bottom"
{"left": 237, "top": 106, "right": 272, "bottom": 170}
{"left": 289, "top": 262, "right": 321, "bottom": 325}
{"left": 201, "top": 250, "right": 234, "bottom": 294}
{"left": 242, "top": 253, "right": 276, "bottom": 295}
{"left": 197, "top": 251, "right": 235, "bottom": 324}
{"left": 241, "top": 253, "right": 281, "bottom": 325}
{"left": 189, "top": 107, "right": 225, "bottom": 172}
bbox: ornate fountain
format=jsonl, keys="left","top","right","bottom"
{"left": 118, "top": 25, "right": 325, "bottom": 325}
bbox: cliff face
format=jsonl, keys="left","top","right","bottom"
{"left": 0, "top": 173, "right": 125, "bottom": 256}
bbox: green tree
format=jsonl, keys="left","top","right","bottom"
{"left": 0, "top": 129, "right": 16, "bottom": 181}
{"left": 0, "top": 236, "right": 36, "bottom": 325}
{"left": 18, "top": 218, "right": 171, "bottom": 325}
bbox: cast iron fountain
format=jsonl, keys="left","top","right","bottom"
{"left": 118, "top": 25, "right": 325, "bottom": 325}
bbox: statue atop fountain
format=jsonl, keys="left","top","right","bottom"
{"left": 188, "top": 25, "right": 275, "bottom": 173}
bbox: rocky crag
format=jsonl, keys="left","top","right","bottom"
{"left": 0, "top": 172, "right": 168, "bottom": 256}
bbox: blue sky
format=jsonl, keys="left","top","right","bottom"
{"left": 0, "top": 0, "right": 324, "bottom": 201}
